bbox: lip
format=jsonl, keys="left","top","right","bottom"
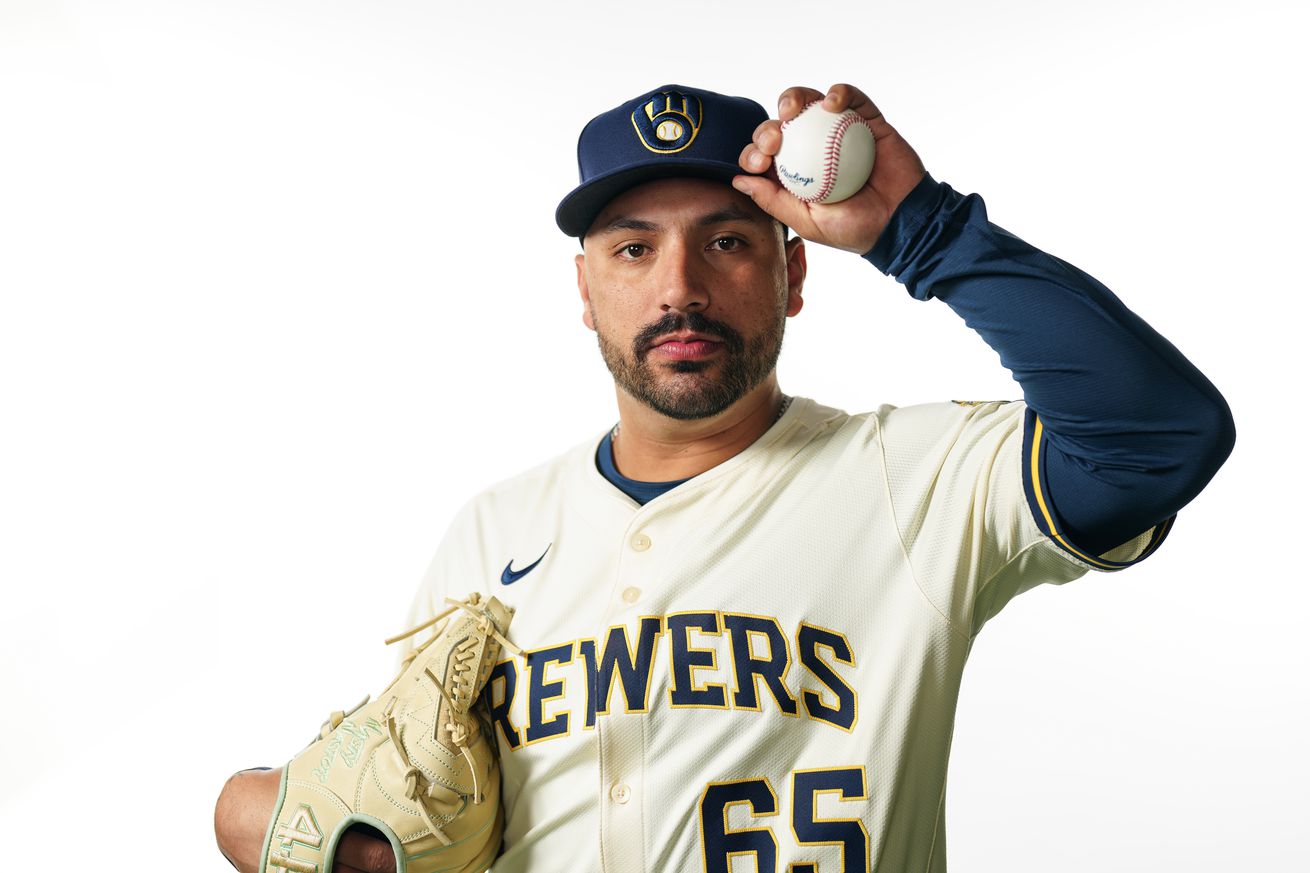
{"left": 647, "top": 332, "right": 723, "bottom": 361}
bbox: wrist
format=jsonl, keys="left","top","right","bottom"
{"left": 862, "top": 173, "right": 948, "bottom": 274}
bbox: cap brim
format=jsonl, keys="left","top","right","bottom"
{"left": 555, "top": 158, "right": 748, "bottom": 238}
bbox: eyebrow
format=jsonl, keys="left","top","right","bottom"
{"left": 697, "top": 206, "right": 759, "bottom": 226}
{"left": 600, "top": 216, "right": 660, "bottom": 233}
{"left": 595, "top": 206, "right": 765, "bottom": 236}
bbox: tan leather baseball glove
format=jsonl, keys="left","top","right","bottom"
{"left": 259, "top": 593, "right": 517, "bottom": 873}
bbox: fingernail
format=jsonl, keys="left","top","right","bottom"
{"left": 732, "top": 177, "right": 751, "bottom": 194}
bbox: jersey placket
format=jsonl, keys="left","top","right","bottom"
{"left": 595, "top": 510, "right": 666, "bottom": 873}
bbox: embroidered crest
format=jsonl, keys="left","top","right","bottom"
{"left": 631, "top": 90, "right": 702, "bottom": 154}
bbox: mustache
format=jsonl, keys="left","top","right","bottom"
{"left": 633, "top": 312, "right": 745, "bottom": 357}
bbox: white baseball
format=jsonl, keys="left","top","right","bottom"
{"left": 774, "top": 103, "right": 875, "bottom": 204}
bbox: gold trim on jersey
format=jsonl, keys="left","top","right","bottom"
{"left": 788, "top": 767, "right": 871, "bottom": 873}
{"left": 521, "top": 641, "right": 575, "bottom": 746}
{"left": 723, "top": 612, "right": 800, "bottom": 717}
{"left": 1029, "top": 415, "right": 1172, "bottom": 570}
{"left": 1029, "top": 418, "right": 1118, "bottom": 568}
{"left": 698, "top": 778, "right": 781, "bottom": 873}
{"left": 487, "top": 611, "right": 862, "bottom": 753}
{"left": 796, "top": 622, "right": 859, "bottom": 733}
{"left": 594, "top": 616, "right": 665, "bottom": 715}
{"left": 485, "top": 657, "right": 522, "bottom": 749}
{"left": 667, "top": 610, "right": 731, "bottom": 711}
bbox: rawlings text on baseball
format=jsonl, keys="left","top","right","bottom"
{"left": 775, "top": 103, "right": 875, "bottom": 204}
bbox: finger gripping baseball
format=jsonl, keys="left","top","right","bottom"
{"left": 775, "top": 101, "right": 875, "bottom": 204}
{"left": 259, "top": 593, "right": 518, "bottom": 873}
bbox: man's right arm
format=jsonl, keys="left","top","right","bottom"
{"left": 214, "top": 767, "right": 281, "bottom": 872}
{"left": 213, "top": 767, "right": 396, "bottom": 873}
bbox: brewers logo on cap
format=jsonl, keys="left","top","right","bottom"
{"left": 631, "top": 90, "right": 702, "bottom": 154}
{"left": 555, "top": 84, "right": 767, "bottom": 236}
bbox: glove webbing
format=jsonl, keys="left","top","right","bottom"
{"left": 379, "top": 594, "right": 521, "bottom": 847}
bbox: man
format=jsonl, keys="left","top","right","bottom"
{"left": 215, "top": 82, "right": 1234, "bottom": 872}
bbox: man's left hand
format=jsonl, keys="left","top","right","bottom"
{"left": 734, "top": 83, "right": 927, "bottom": 254}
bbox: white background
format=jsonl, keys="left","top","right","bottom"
{"left": 1, "top": 0, "right": 1306, "bottom": 870}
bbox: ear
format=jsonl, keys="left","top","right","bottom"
{"left": 784, "top": 237, "right": 806, "bottom": 317}
{"left": 576, "top": 253, "right": 596, "bottom": 331}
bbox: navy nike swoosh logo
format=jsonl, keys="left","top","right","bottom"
{"left": 500, "top": 544, "right": 552, "bottom": 585}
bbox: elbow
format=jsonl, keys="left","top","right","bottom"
{"left": 1163, "top": 392, "right": 1235, "bottom": 509}
{"left": 1191, "top": 392, "right": 1236, "bottom": 487}
{"left": 214, "top": 772, "right": 245, "bottom": 868}
{"left": 214, "top": 767, "right": 281, "bottom": 873}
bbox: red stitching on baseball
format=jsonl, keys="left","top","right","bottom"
{"left": 781, "top": 101, "right": 871, "bottom": 204}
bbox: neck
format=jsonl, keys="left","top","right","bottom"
{"left": 610, "top": 378, "right": 787, "bottom": 482}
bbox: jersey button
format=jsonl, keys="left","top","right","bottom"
{"left": 630, "top": 533, "right": 651, "bottom": 552}
{"left": 621, "top": 586, "right": 641, "bottom": 604}
{"left": 610, "top": 783, "right": 632, "bottom": 804}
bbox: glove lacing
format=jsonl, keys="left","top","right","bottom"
{"left": 377, "top": 593, "right": 521, "bottom": 846}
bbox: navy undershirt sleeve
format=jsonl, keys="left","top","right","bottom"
{"left": 865, "top": 174, "right": 1235, "bottom": 558}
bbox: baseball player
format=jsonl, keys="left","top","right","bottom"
{"left": 215, "top": 83, "right": 1234, "bottom": 873}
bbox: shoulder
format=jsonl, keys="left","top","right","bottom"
{"left": 809, "top": 397, "right": 1025, "bottom": 453}
{"left": 841, "top": 399, "right": 1030, "bottom": 516}
{"left": 411, "top": 431, "right": 608, "bottom": 603}
{"left": 452, "top": 432, "right": 606, "bottom": 527}
{"left": 873, "top": 397, "right": 1023, "bottom": 433}
{"left": 865, "top": 397, "right": 1024, "bottom": 460}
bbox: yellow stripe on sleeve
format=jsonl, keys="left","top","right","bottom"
{"left": 1029, "top": 416, "right": 1120, "bottom": 570}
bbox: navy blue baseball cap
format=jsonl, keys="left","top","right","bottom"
{"left": 556, "top": 84, "right": 769, "bottom": 238}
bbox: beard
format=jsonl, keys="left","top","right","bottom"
{"left": 595, "top": 309, "right": 785, "bottom": 420}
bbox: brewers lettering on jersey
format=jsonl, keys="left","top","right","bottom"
{"left": 214, "top": 83, "right": 1234, "bottom": 873}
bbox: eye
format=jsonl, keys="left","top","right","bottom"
{"left": 710, "top": 236, "right": 744, "bottom": 252}
{"left": 618, "top": 243, "right": 649, "bottom": 260}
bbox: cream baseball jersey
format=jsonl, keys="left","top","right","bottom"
{"left": 402, "top": 397, "right": 1163, "bottom": 873}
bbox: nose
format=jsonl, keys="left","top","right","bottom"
{"left": 655, "top": 240, "right": 709, "bottom": 314}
